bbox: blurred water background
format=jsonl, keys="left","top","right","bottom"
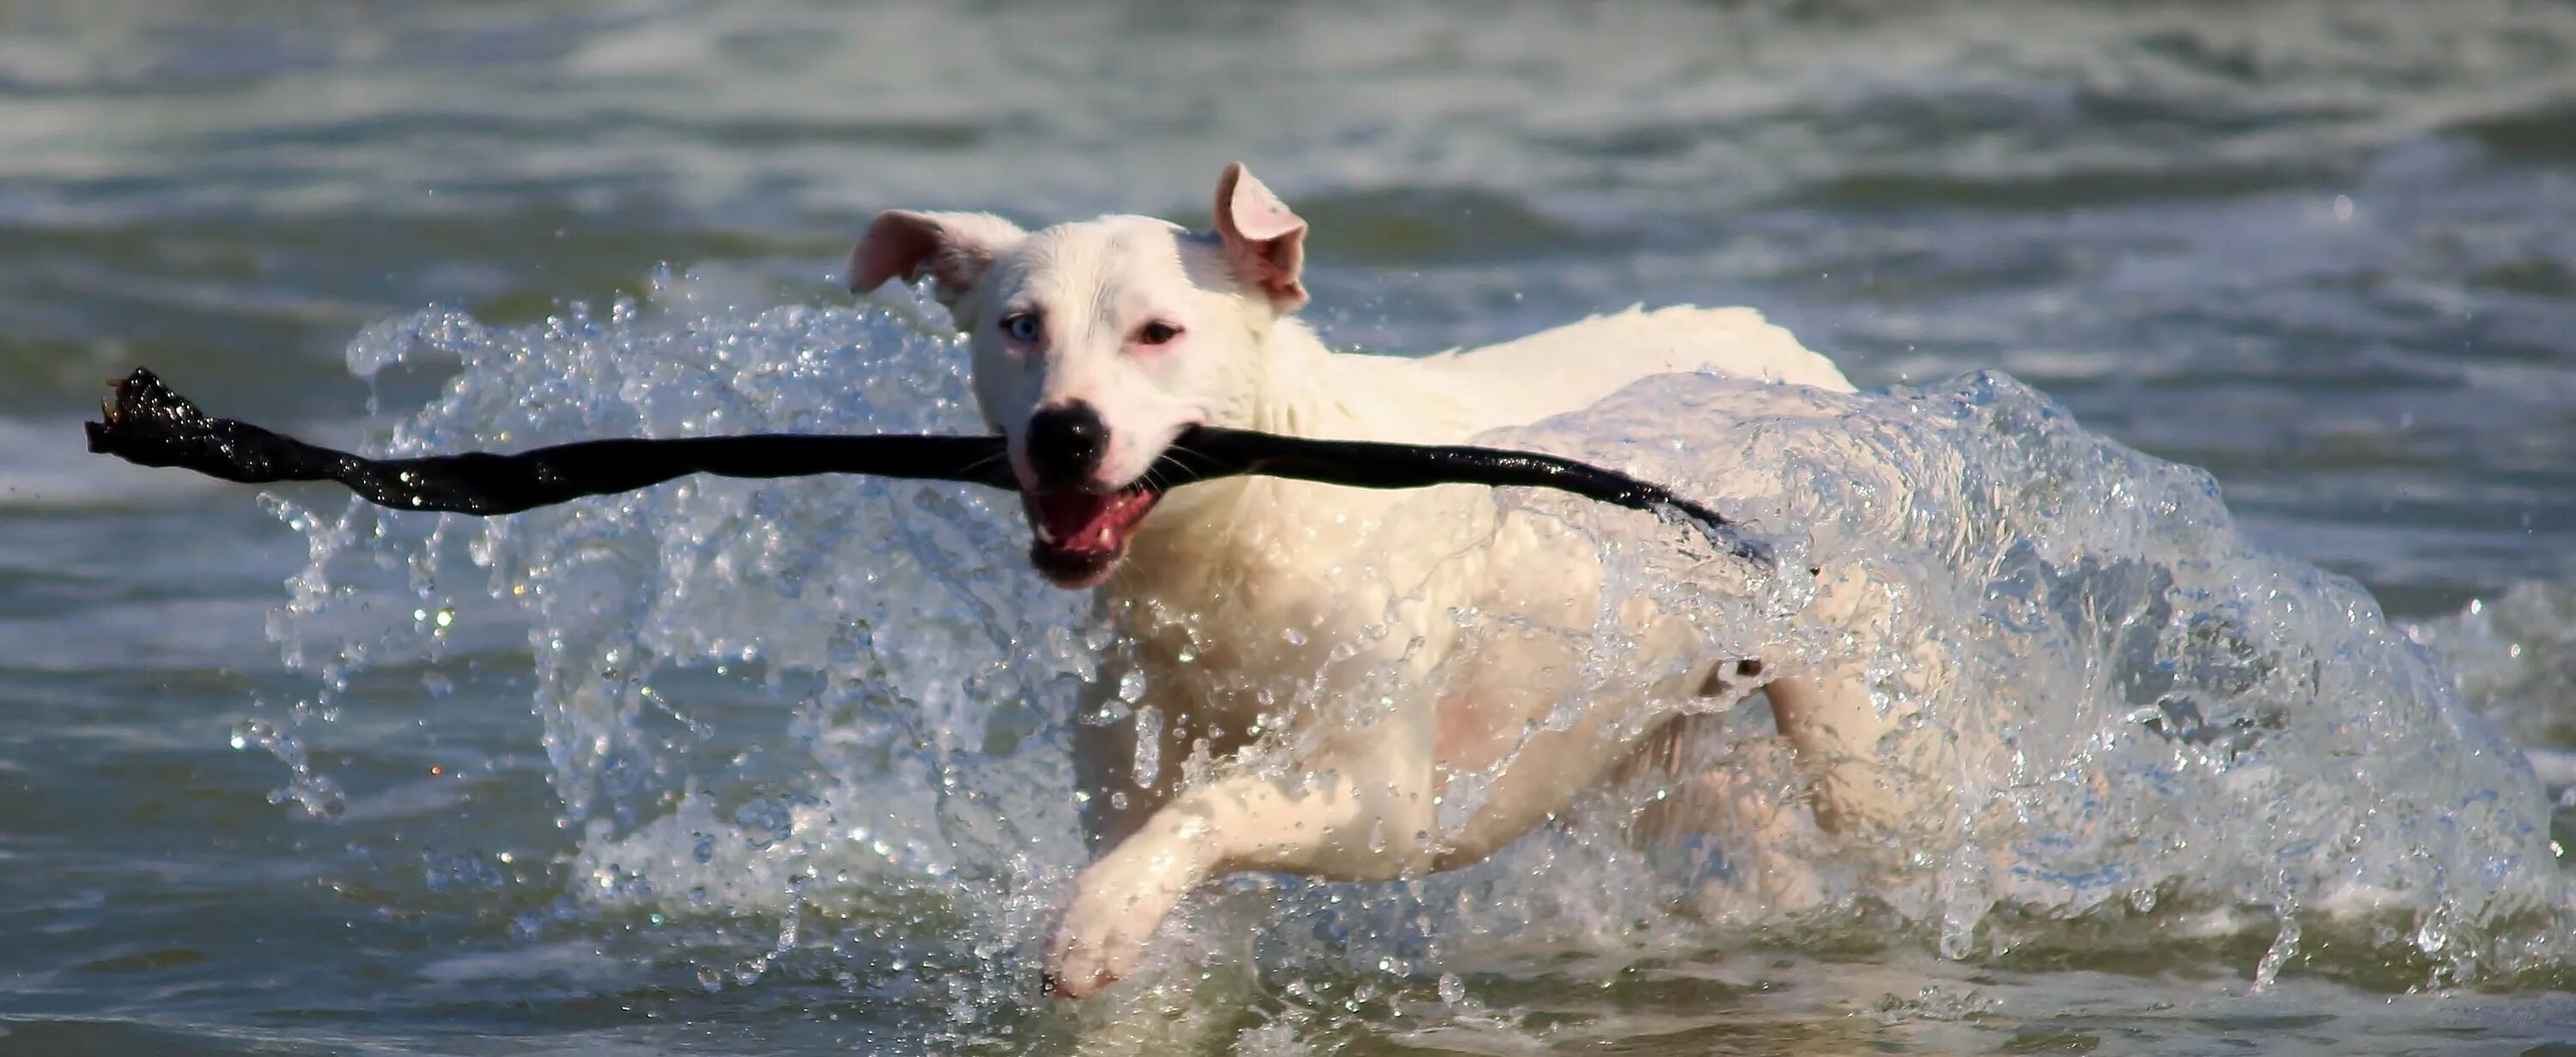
{"left": 3, "top": 2, "right": 2575, "bottom": 1054}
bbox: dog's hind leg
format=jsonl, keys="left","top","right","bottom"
{"left": 1759, "top": 566, "right": 1955, "bottom": 837}
{"left": 1617, "top": 660, "right": 1771, "bottom": 837}
{"left": 1618, "top": 665, "right": 1832, "bottom": 910}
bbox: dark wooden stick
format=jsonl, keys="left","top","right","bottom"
{"left": 1149, "top": 429, "right": 1769, "bottom": 563}
{"left": 84, "top": 368, "right": 1772, "bottom": 563}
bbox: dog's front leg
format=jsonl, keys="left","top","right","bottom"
{"left": 1047, "top": 732, "right": 1437, "bottom": 998}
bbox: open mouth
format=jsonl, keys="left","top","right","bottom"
{"left": 1021, "top": 485, "right": 1162, "bottom": 588}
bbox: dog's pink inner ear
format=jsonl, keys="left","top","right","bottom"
{"left": 1213, "top": 163, "right": 1309, "bottom": 312}
{"left": 847, "top": 210, "right": 1023, "bottom": 307}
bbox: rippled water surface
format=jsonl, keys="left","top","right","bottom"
{"left": 4, "top": 3, "right": 2575, "bottom": 1054}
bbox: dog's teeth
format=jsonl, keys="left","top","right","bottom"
{"left": 1036, "top": 523, "right": 1058, "bottom": 544}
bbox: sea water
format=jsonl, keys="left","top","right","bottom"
{"left": 8, "top": 3, "right": 2576, "bottom": 1052}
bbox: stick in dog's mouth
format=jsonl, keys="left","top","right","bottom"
{"left": 83, "top": 367, "right": 1783, "bottom": 569}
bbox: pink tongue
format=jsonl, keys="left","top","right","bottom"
{"left": 1039, "top": 493, "right": 1123, "bottom": 551}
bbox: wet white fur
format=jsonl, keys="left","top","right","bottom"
{"left": 848, "top": 164, "right": 1917, "bottom": 998}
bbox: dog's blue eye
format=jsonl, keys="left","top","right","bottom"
{"left": 1001, "top": 313, "right": 1042, "bottom": 343}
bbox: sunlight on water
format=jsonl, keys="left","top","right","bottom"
{"left": 252, "top": 277, "right": 2573, "bottom": 1050}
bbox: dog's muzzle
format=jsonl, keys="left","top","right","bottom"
{"left": 1019, "top": 401, "right": 1161, "bottom": 589}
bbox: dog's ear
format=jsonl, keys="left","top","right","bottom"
{"left": 1212, "top": 163, "right": 1308, "bottom": 313}
{"left": 848, "top": 210, "right": 1027, "bottom": 307}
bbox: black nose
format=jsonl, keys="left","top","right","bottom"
{"left": 1025, "top": 402, "right": 1107, "bottom": 489}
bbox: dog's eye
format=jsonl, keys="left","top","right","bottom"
{"left": 1000, "top": 313, "right": 1043, "bottom": 343}
{"left": 1136, "top": 321, "right": 1182, "bottom": 346}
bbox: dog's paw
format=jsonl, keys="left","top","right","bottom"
{"left": 1045, "top": 835, "right": 1205, "bottom": 999}
{"left": 1043, "top": 925, "right": 1140, "bottom": 1000}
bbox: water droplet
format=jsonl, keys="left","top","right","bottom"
{"left": 1437, "top": 973, "right": 1466, "bottom": 1005}
{"left": 1133, "top": 707, "right": 1163, "bottom": 786}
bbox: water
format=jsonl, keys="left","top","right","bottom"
{"left": 3, "top": 2, "right": 2574, "bottom": 1053}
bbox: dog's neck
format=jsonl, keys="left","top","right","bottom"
{"left": 1236, "top": 316, "right": 1431, "bottom": 440}
{"left": 1238, "top": 317, "right": 1352, "bottom": 437}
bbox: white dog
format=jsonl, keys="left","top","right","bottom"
{"left": 848, "top": 164, "right": 1923, "bottom": 997}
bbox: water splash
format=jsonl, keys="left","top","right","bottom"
{"left": 1488, "top": 369, "right": 2570, "bottom": 985}
{"left": 258, "top": 279, "right": 2573, "bottom": 1042}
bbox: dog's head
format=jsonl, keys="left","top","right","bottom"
{"left": 848, "top": 162, "right": 1309, "bottom": 589}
